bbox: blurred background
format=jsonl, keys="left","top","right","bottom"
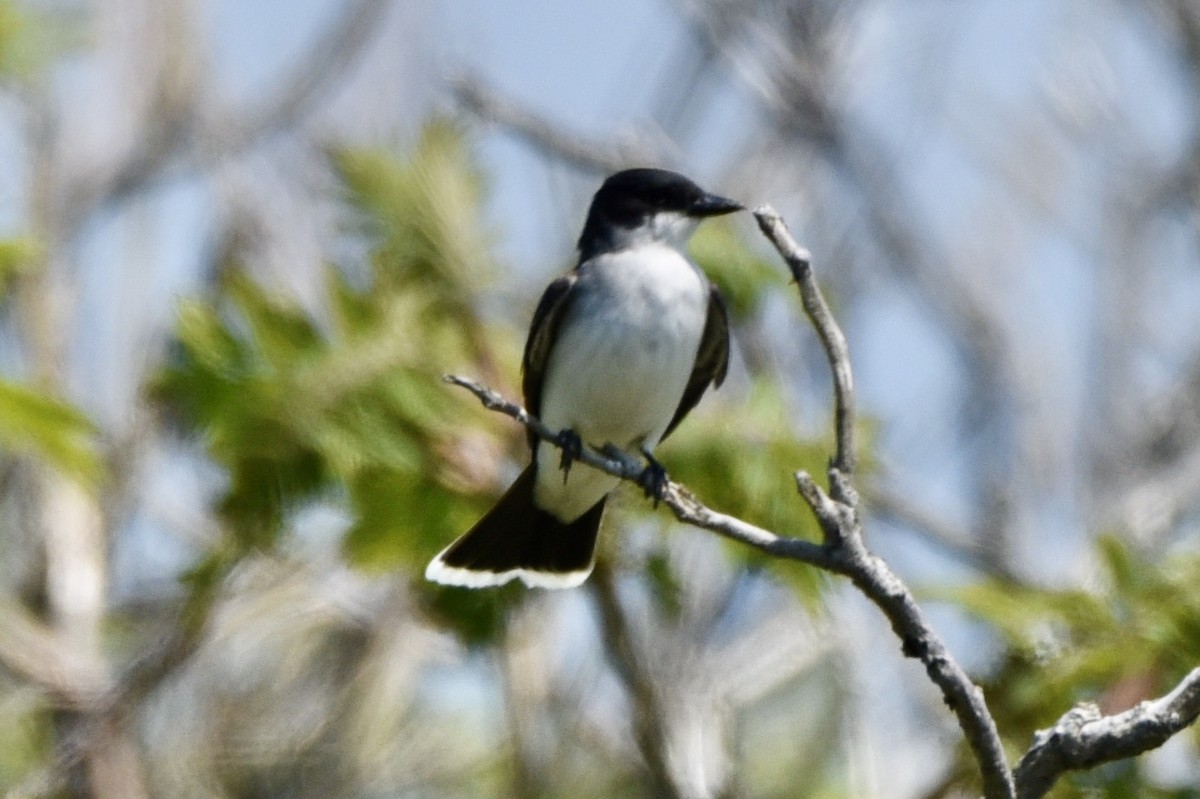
{"left": 0, "top": 0, "right": 1199, "bottom": 797}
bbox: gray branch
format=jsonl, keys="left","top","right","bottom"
{"left": 453, "top": 75, "right": 665, "bottom": 174}
{"left": 63, "top": 0, "right": 390, "bottom": 235}
{"left": 753, "top": 205, "right": 856, "bottom": 478}
{"left": 452, "top": 202, "right": 1200, "bottom": 797}
{"left": 0, "top": 599, "right": 112, "bottom": 707}
{"left": 443, "top": 380, "right": 1017, "bottom": 799}
{"left": 589, "top": 564, "right": 692, "bottom": 799}
{"left": 443, "top": 374, "right": 828, "bottom": 564}
{"left": 444, "top": 204, "right": 1016, "bottom": 799}
{"left": 1013, "top": 668, "right": 1200, "bottom": 799}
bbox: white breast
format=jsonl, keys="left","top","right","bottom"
{"left": 533, "top": 244, "right": 709, "bottom": 521}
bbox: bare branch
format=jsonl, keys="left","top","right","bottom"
{"left": 589, "top": 564, "right": 689, "bottom": 799}
{"left": 5, "top": 592, "right": 216, "bottom": 798}
{"left": 443, "top": 374, "right": 828, "bottom": 566}
{"left": 445, "top": 373, "right": 1016, "bottom": 799}
{"left": 444, "top": 204, "right": 1021, "bottom": 798}
{"left": 754, "top": 205, "right": 856, "bottom": 478}
{"left": 824, "top": 500, "right": 1015, "bottom": 799}
{"left": 1013, "top": 668, "right": 1200, "bottom": 799}
{"left": 0, "top": 599, "right": 111, "bottom": 707}
{"left": 453, "top": 75, "right": 665, "bottom": 174}
{"left": 66, "top": 0, "right": 390, "bottom": 232}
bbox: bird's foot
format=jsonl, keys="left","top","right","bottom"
{"left": 637, "top": 447, "right": 669, "bottom": 507}
{"left": 556, "top": 428, "right": 583, "bottom": 483}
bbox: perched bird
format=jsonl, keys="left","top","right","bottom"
{"left": 426, "top": 168, "right": 741, "bottom": 589}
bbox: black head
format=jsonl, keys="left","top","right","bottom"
{"left": 577, "top": 168, "right": 742, "bottom": 260}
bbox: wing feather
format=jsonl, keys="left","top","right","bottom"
{"left": 521, "top": 274, "right": 579, "bottom": 446}
{"left": 662, "top": 284, "right": 730, "bottom": 440}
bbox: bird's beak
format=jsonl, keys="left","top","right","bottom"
{"left": 689, "top": 193, "right": 743, "bottom": 218}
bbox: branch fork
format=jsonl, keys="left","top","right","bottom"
{"left": 446, "top": 201, "right": 1200, "bottom": 799}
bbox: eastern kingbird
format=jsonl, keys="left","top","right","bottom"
{"left": 426, "top": 168, "right": 741, "bottom": 589}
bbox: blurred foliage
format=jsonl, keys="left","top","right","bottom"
{"left": 154, "top": 123, "right": 521, "bottom": 644}
{"left": 154, "top": 120, "right": 840, "bottom": 645}
{"left": 691, "top": 220, "right": 784, "bottom": 316}
{"left": 335, "top": 123, "right": 496, "bottom": 328}
{"left": 140, "top": 111, "right": 866, "bottom": 795}
{"left": 0, "top": 378, "right": 102, "bottom": 485}
{"left": 942, "top": 535, "right": 1200, "bottom": 798}
{"left": 663, "top": 381, "right": 831, "bottom": 601}
{"left": 158, "top": 123, "right": 483, "bottom": 551}
{"left": 0, "top": 678, "right": 48, "bottom": 788}
{"left": 0, "top": 0, "right": 76, "bottom": 80}
{"left": 0, "top": 241, "right": 99, "bottom": 484}
{"left": 0, "top": 238, "right": 37, "bottom": 299}
{"left": 740, "top": 656, "right": 851, "bottom": 799}
{"left": 0, "top": 0, "right": 35, "bottom": 76}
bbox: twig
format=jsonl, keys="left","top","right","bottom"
{"left": 1013, "top": 668, "right": 1200, "bottom": 799}
{"left": 445, "top": 373, "right": 1016, "bottom": 799}
{"left": 806, "top": 472, "right": 1016, "bottom": 799}
{"left": 750, "top": 207, "right": 1012, "bottom": 797}
{"left": 64, "top": 0, "right": 390, "bottom": 234}
{"left": 443, "top": 205, "right": 1020, "bottom": 799}
{"left": 443, "top": 374, "right": 830, "bottom": 567}
{"left": 453, "top": 75, "right": 664, "bottom": 174}
{"left": 753, "top": 205, "right": 856, "bottom": 478}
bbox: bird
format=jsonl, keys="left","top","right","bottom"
{"left": 426, "top": 168, "right": 741, "bottom": 589}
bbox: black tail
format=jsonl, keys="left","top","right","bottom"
{"left": 425, "top": 465, "right": 606, "bottom": 589}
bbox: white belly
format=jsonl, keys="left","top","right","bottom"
{"left": 533, "top": 245, "right": 709, "bottom": 521}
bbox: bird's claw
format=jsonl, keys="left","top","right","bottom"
{"left": 637, "top": 447, "right": 669, "bottom": 507}
{"left": 556, "top": 429, "right": 583, "bottom": 483}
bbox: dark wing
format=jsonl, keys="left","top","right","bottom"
{"left": 661, "top": 284, "right": 730, "bottom": 441}
{"left": 521, "top": 273, "right": 579, "bottom": 445}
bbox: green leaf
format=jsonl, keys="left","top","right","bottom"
{"left": 154, "top": 121, "right": 506, "bottom": 564}
{"left": 0, "top": 237, "right": 38, "bottom": 299}
{"left": 343, "top": 467, "right": 484, "bottom": 569}
{"left": 0, "top": 1, "right": 37, "bottom": 77}
{"left": 0, "top": 379, "right": 101, "bottom": 484}
{"left": 644, "top": 549, "right": 684, "bottom": 621}
{"left": 223, "top": 271, "right": 322, "bottom": 366}
{"left": 1097, "top": 534, "right": 1139, "bottom": 596}
{"left": 171, "top": 299, "right": 250, "bottom": 376}
{"left": 334, "top": 119, "right": 494, "bottom": 304}
{"left": 943, "top": 535, "right": 1200, "bottom": 776}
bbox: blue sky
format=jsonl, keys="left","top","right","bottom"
{"left": 5, "top": 0, "right": 1197, "bottom": 595}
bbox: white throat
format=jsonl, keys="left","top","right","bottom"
{"left": 608, "top": 211, "right": 699, "bottom": 253}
